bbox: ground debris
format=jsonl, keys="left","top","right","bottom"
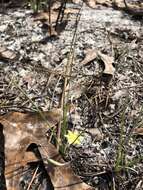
{"left": 0, "top": 1, "right": 143, "bottom": 189}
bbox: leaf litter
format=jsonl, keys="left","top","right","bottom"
{"left": 0, "top": 111, "right": 93, "bottom": 190}
{"left": 0, "top": 0, "right": 143, "bottom": 189}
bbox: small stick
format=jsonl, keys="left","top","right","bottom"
{"left": 48, "top": 0, "right": 52, "bottom": 36}
{"left": 55, "top": 0, "right": 67, "bottom": 31}
{"left": 0, "top": 123, "right": 6, "bottom": 190}
{"left": 27, "top": 166, "right": 39, "bottom": 190}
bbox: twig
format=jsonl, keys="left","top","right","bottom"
{"left": 55, "top": 0, "right": 67, "bottom": 31}
{"left": 0, "top": 123, "right": 6, "bottom": 189}
{"left": 48, "top": 0, "right": 52, "bottom": 36}
{"left": 27, "top": 166, "right": 39, "bottom": 190}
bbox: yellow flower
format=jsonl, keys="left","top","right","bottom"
{"left": 65, "top": 130, "right": 84, "bottom": 145}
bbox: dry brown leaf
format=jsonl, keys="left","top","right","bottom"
{"left": 5, "top": 138, "right": 39, "bottom": 189}
{"left": 0, "top": 109, "right": 62, "bottom": 189}
{"left": 97, "top": 51, "right": 115, "bottom": 75}
{"left": 81, "top": 49, "right": 115, "bottom": 75}
{"left": 0, "top": 110, "right": 93, "bottom": 190}
{"left": 37, "top": 142, "right": 94, "bottom": 190}
{"left": 133, "top": 127, "right": 143, "bottom": 136}
{"left": 50, "top": 165, "right": 93, "bottom": 190}
{"left": 0, "top": 109, "right": 62, "bottom": 152}
{"left": 85, "top": 0, "right": 96, "bottom": 9}
{"left": 0, "top": 108, "right": 62, "bottom": 128}
{"left": 81, "top": 49, "right": 97, "bottom": 65}
{"left": 0, "top": 47, "right": 17, "bottom": 60}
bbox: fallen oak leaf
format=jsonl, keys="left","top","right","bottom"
{"left": 81, "top": 48, "right": 115, "bottom": 75}
{"left": 0, "top": 109, "right": 62, "bottom": 189}
{"left": 0, "top": 46, "right": 17, "bottom": 61}
{"left": 0, "top": 108, "right": 62, "bottom": 129}
{"left": 0, "top": 109, "right": 62, "bottom": 155}
{"left": 36, "top": 141, "right": 94, "bottom": 190}
{"left": 51, "top": 165, "right": 93, "bottom": 190}
{"left": 97, "top": 51, "right": 115, "bottom": 75}
{"left": 4, "top": 136, "right": 39, "bottom": 190}
{"left": 0, "top": 110, "right": 93, "bottom": 190}
{"left": 18, "top": 139, "right": 94, "bottom": 190}
{"left": 81, "top": 48, "right": 97, "bottom": 65}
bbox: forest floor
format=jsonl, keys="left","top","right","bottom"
{"left": 0, "top": 1, "right": 143, "bottom": 190}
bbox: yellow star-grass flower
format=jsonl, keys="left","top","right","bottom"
{"left": 65, "top": 130, "right": 84, "bottom": 145}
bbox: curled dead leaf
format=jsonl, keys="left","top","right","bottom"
{"left": 81, "top": 48, "right": 115, "bottom": 75}
{"left": 97, "top": 51, "right": 115, "bottom": 75}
